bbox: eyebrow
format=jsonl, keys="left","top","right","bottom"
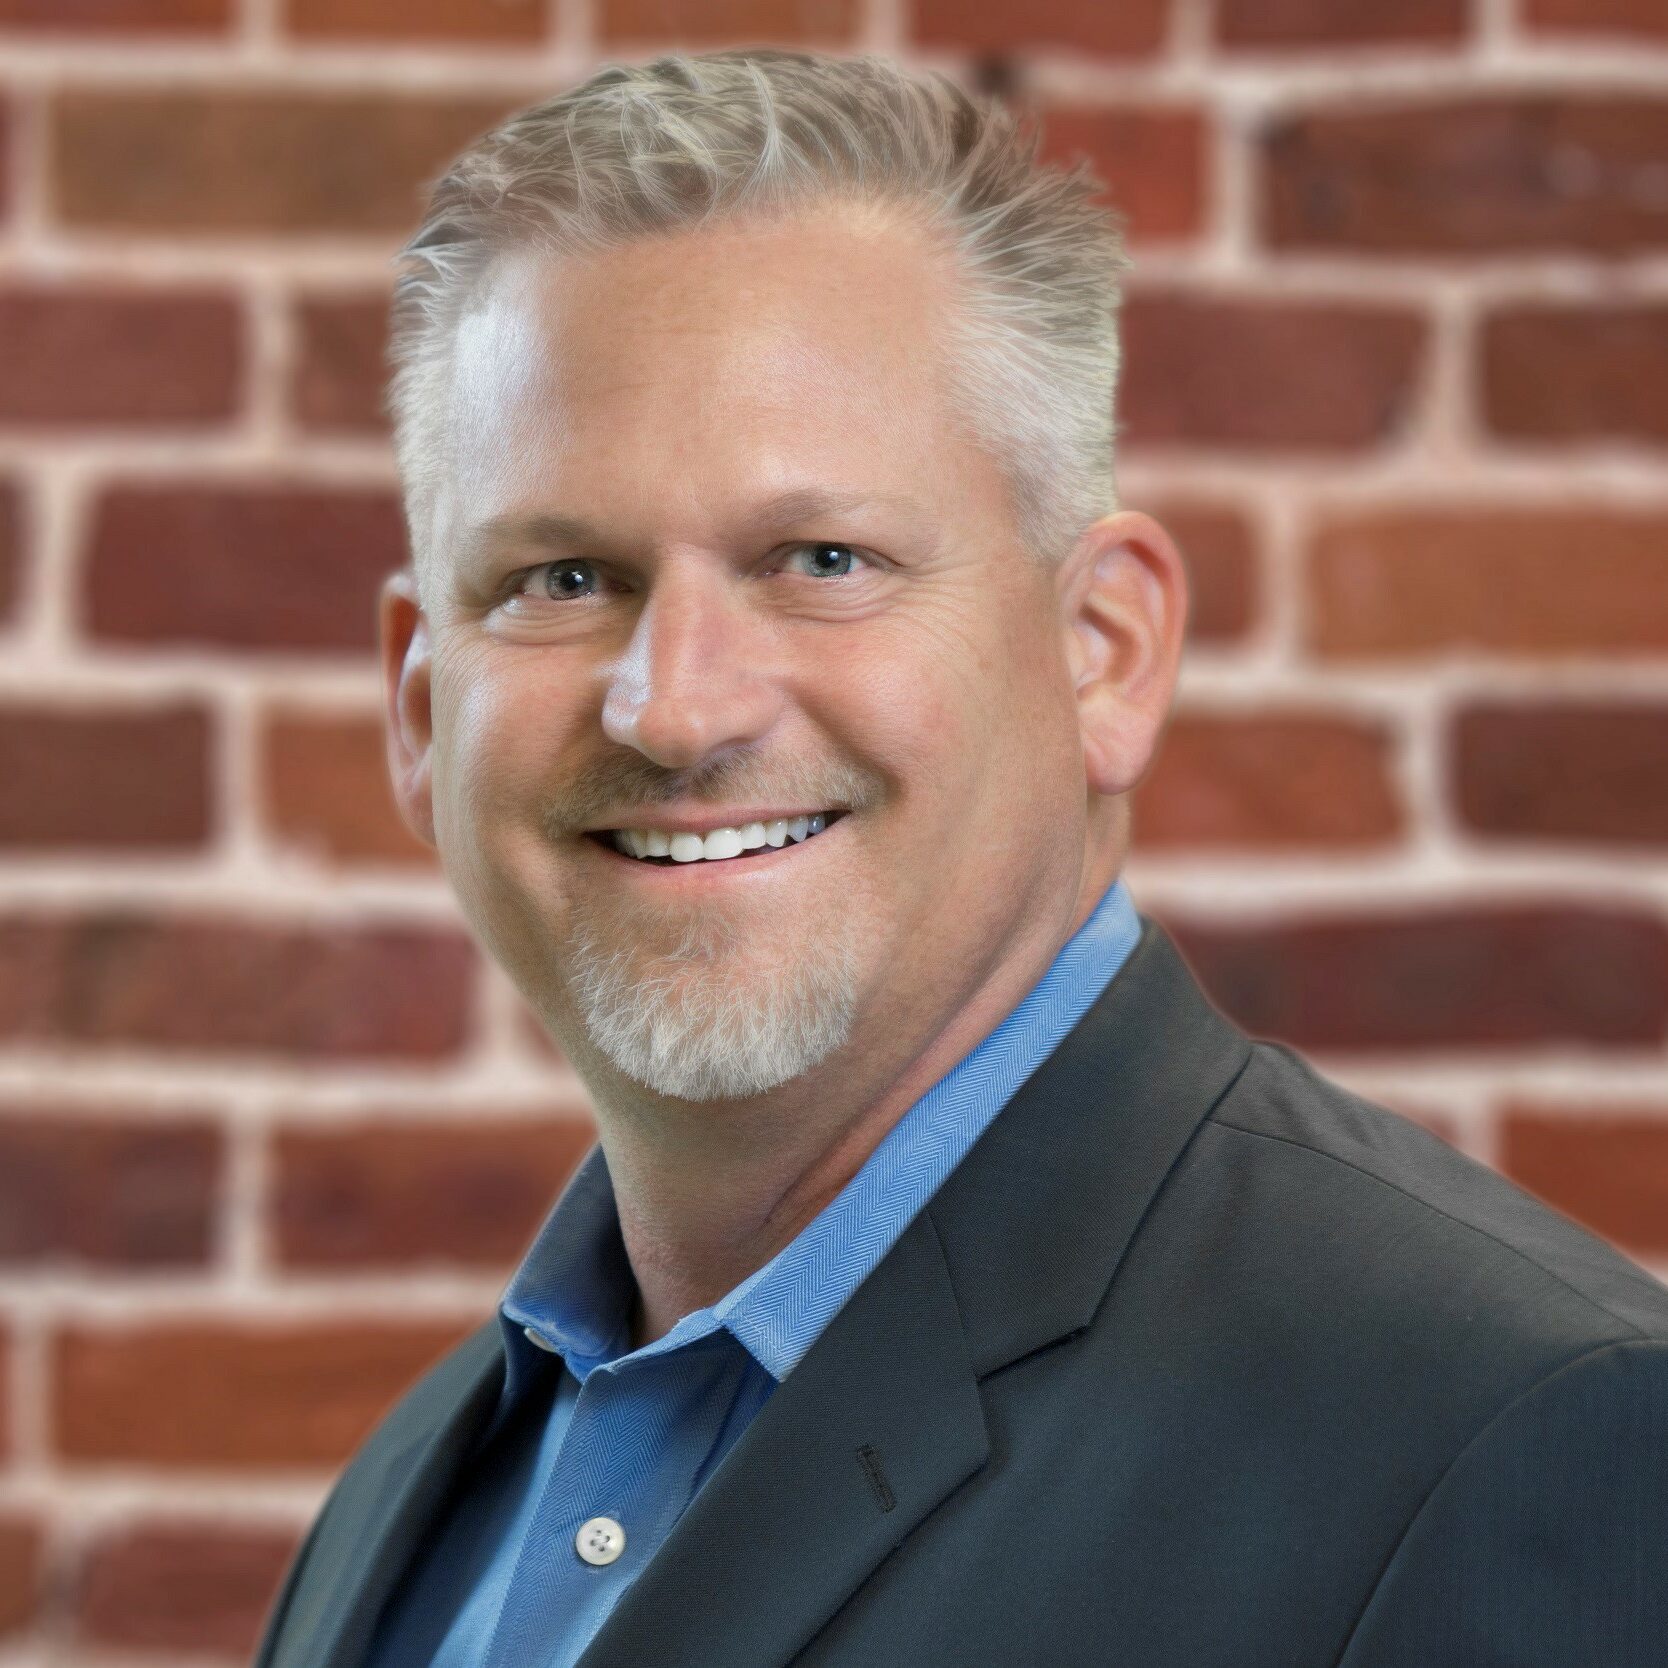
{"left": 461, "top": 486, "right": 932, "bottom": 569}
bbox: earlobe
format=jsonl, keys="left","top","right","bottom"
{"left": 379, "top": 568, "right": 439, "bottom": 850}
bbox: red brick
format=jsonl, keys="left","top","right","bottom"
{"left": 1262, "top": 96, "right": 1668, "bottom": 256}
{"left": 292, "top": 293, "right": 388, "bottom": 434}
{"left": 0, "top": 701, "right": 210, "bottom": 851}
{"left": 0, "top": 285, "right": 240, "bottom": 428}
{"left": 1306, "top": 508, "right": 1668, "bottom": 659}
{"left": 82, "top": 483, "right": 406, "bottom": 654}
{"left": 0, "top": 0, "right": 228, "bottom": 27}
{"left": 1120, "top": 291, "right": 1425, "bottom": 449}
{"left": 599, "top": 0, "right": 858, "bottom": 44}
{"left": 1452, "top": 701, "right": 1668, "bottom": 848}
{"left": 911, "top": 0, "right": 1167, "bottom": 55}
{"left": 1145, "top": 501, "right": 1258, "bottom": 645}
{"left": 0, "top": 910, "right": 476, "bottom": 1061}
{"left": 1481, "top": 304, "right": 1668, "bottom": 446}
{"left": 1038, "top": 106, "right": 1207, "bottom": 244}
{"left": 50, "top": 89, "right": 513, "bottom": 235}
{"left": 0, "top": 97, "right": 10, "bottom": 225}
{"left": 285, "top": 0, "right": 542, "bottom": 41}
{"left": 1134, "top": 711, "right": 1402, "bottom": 851}
{"left": 75, "top": 1517, "right": 298, "bottom": 1654}
{"left": 1216, "top": 0, "right": 1465, "bottom": 48}
{"left": 1523, "top": 0, "right": 1668, "bottom": 39}
{"left": 260, "top": 709, "right": 436, "bottom": 869}
{"left": 0, "top": 1109, "right": 221, "bottom": 1267}
{"left": 0, "top": 1510, "right": 44, "bottom": 1638}
{"left": 272, "top": 1116, "right": 596, "bottom": 1270}
{"left": 53, "top": 1318, "right": 476, "bottom": 1469}
{"left": 1164, "top": 904, "right": 1668, "bottom": 1052}
{"left": 0, "top": 1324, "right": 9, "bottom": 1461}
{"left": 0, "top": 477, "right": 19, "bottom": 625}
{"left": 1500, "top": 1108, "right": 1668, "bottom": 1257}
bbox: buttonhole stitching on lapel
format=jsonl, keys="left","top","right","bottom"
{"left": 856, "top": 1444, "right": 896, "bottom": 1512}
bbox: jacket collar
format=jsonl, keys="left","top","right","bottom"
{"left": 291, "top": 913, "right": 1253, "bottom": 1668}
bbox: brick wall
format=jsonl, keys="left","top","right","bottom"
{"left": 2, "top": 0, "right": 1667, "bottom": 1659}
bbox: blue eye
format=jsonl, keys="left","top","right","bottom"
{"left": 783, "top": 542, "right": 862, "bottom": 578}
{"left": 507, "top": 542, "right": 870, "bottom": 607}
{"left": 531, "top": 559, "right": 599, "bottom": 600}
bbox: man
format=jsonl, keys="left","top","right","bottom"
{"left": 254, "top": 46, "right": 1668, "bottom": 1668}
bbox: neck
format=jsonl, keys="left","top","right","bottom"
{"left": 592, "top": 834, "right": 1124, "bottom": 1353}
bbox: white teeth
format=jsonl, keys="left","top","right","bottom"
{"left": 609, "top": 814, "right": 839, "bottom": 863}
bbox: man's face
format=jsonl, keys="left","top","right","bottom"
{"left": 393, "top": 206, "right": 1093, "bottom": 1103}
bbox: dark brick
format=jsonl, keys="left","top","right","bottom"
{"left": 53, "top": 1319, "right": 477, "bottom": 1468}
{"left": 0, "top": 0, "right": 228, "bottom": 27}
{"left": 1164, "top": 904, "right": 1668, "bottom": 1051}
{"left": 0, "top": 1510, "right": 44, "bottom": 1638}
{"left": 1039, "top": 106, "right": 1207, "bottom": 244}
{"left": 1482, "top": 304, "right": 1668, "bottom": 445}
{"left": 82, "top": 483, "right": 406, "bottom": 654}
{"left": 1135, "top": 711, "right": 1403, "bottom": 851}
{"left": 0, "top": 701, "right": 211, "bottom": 851}
{"left": 910, "top": 0, "right": 1167, "bottom": 55}
{"left": 1120, "top": 291, "right": 1426, "bottom": 449}
{"left": 285, "top": 0, "right": 543, "bottom": 41}
{"left": 272, "top": 1115, "right": 596, "bottom": 1269}
{"left": 1263, "top": 96, "right": 1668, "bottom": 255}
{"left": 1453, "top": 701, "right": 1668, "bottom": 848}
{"left": 1523, "top": 0, "right": 1668, "bottom": 40}
{"left": 0, "top": 285, "right": 241, "bottom": 427}
{"left": 600, "top": 0, "right": 859, "bottom": 45}
{"left": 1217, "top": 0, "right": 1465, "bottom": 48}
{"left": 0, "top": 477, "right": 19, "bottom": 625}
{"left": 0, "top": 910, "right": 476, "bottom": 1062}
{"left": 0, "top": 1110, "right": 221, "bottom": 1267}
{"left": 292, "top": 293, "right": 389, "bottom": 434}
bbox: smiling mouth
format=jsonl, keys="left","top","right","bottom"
{"left": 584, "top": 811, "right": 849, "bottom": 867}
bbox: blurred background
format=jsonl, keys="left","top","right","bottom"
{"left": 2, "top": 0, "right": 1667, "bottom": 1660}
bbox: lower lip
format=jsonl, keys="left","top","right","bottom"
{"left": 582, "top": 816, "right": 849, "bottom": 887}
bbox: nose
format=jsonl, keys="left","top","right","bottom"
{"left": 599, "top": 559, "right": 787, "bottom": 769}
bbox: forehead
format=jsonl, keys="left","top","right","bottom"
{"left": 498, "top": 202, "right": 956, "bottom": 403}
{"left": 431, "top": 206, "right": 1001, "bottom": 564}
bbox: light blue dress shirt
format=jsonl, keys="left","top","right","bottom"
{"left": 368, "top": 874, "right": 1141, "bottom": 1668}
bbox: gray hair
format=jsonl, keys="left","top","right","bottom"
{"left": 389, "top": 48, "right": 1131, "bottom": 588}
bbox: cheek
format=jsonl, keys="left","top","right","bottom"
{"left": 430, "top": 646, "right": 556, "bottom": 842}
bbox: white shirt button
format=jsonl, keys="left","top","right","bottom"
{"left": 576, "top": 1515, "right": 626, "bottom": 1566}
{"left": 523, "top": 1325, "right": 560, "bottom": 1353}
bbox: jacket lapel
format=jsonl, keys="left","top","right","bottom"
{"left": 575, "top": 1198, "right": 988, "bottom": 1668}
{"left": 577, "top": 916, "right": 1254, "bottom": 1668}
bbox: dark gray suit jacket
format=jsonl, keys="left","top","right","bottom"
{"left": 253, "top": 914, "right": 1668, "bottom": 1667}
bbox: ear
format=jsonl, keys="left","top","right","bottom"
{"left": 1057, "top": 510, "right": 1189, "bottom": 799}
{"left": 379, "top": 567, "right": 438, "bottom": 849}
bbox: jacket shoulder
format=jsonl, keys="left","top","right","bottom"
{"left": 1203, "top": 1039, "right": 1668, "bottom": 1349}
